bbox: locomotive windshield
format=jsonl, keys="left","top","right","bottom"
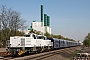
{"left": 37, "top": 35, "right": 46, "bottom": 40}
{"left": 24, "top": 34, "right": 31, "bottom": 37}
{"left": 38, "top": 36, "right": 44, "bottom": 39}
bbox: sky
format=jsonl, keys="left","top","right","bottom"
{"left": 0, "top": 0, "right": 90, "bottom": 41}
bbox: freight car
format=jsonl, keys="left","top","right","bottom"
{"left": 6, "top": 33, "right": 81, "bottom": 56}
{"left": 47, "top": 38, "right": 81, "bottom": 49}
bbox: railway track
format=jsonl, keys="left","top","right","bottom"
{"left": 0, "top": 57, "right": 13, "bottom": 60}
{"left": 72, "top": 56, "right": 90, "bottom": 60}
{"left": 0, "top": 46, "right": 82, "bottom": 60}
{"left": 7, "top": 49, "right": 65, "bottom": 60}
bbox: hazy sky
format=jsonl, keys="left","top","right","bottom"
{"left": 0, "top": 0, "right": 90, "bottom": 41}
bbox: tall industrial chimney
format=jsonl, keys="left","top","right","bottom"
{"left": 44, "top": 14, "right": 47, "bottom": 26}
{"left": 47, "top": 16, "right": 50, "bottom": 26}
{"left": 41, "top": 5, "right": 43, "bottom": 26}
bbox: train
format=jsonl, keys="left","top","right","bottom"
{"left": 6, "top": 33, "right": 81, "bottom": 56}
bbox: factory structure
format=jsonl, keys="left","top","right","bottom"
{"left": 30, "top": 5, "right": 51, "bottom": 34}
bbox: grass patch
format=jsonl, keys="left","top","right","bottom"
{"left": 73, "top": 50, "right": 82, "bottom": 57}
{"left": 88, "top": 55, "right": 90, "bottom": 57}
{"left": 70, "top": 50, "right": 82, "bottom": 60}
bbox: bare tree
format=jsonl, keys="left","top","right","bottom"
{"left": 0, "top": 5, "right": 27, "bottom": 47}
{"left": 0, "top": 5, "right": 27, "bottom": 34}
{"left": 0, "top": 6, "right": 9, "bottom": 46}
{"left": 0, "top": 15, "right": 1, "bottom": 30}
{"left": 0, "top": 5, "right": 9, "bottom": 29}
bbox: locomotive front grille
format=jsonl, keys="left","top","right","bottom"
{"left": 21, "top": 38, "right": 25, "bottom": 46}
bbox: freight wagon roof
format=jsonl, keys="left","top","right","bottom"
{"left": 47, "top": 37, "right": 57, "bottom": 40}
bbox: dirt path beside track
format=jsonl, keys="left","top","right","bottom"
{"left": 0, "top": 48, "right": 7, "bottom": 57}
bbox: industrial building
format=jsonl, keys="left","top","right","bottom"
{"left": 31, "top": 21, "right": 51, "bottom": 34}
{"left": 31, "top": 5, "right": 51, "bottom": 34}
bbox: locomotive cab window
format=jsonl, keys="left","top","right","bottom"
{"left": 24, "top": 34, "right": 31, "bottom": 37}
{"left": 37, "top": 36, "right": 45, "bottom": 39}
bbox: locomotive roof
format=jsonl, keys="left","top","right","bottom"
{"left": 37, "top": 35, "right": 46, "bottom": 37}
